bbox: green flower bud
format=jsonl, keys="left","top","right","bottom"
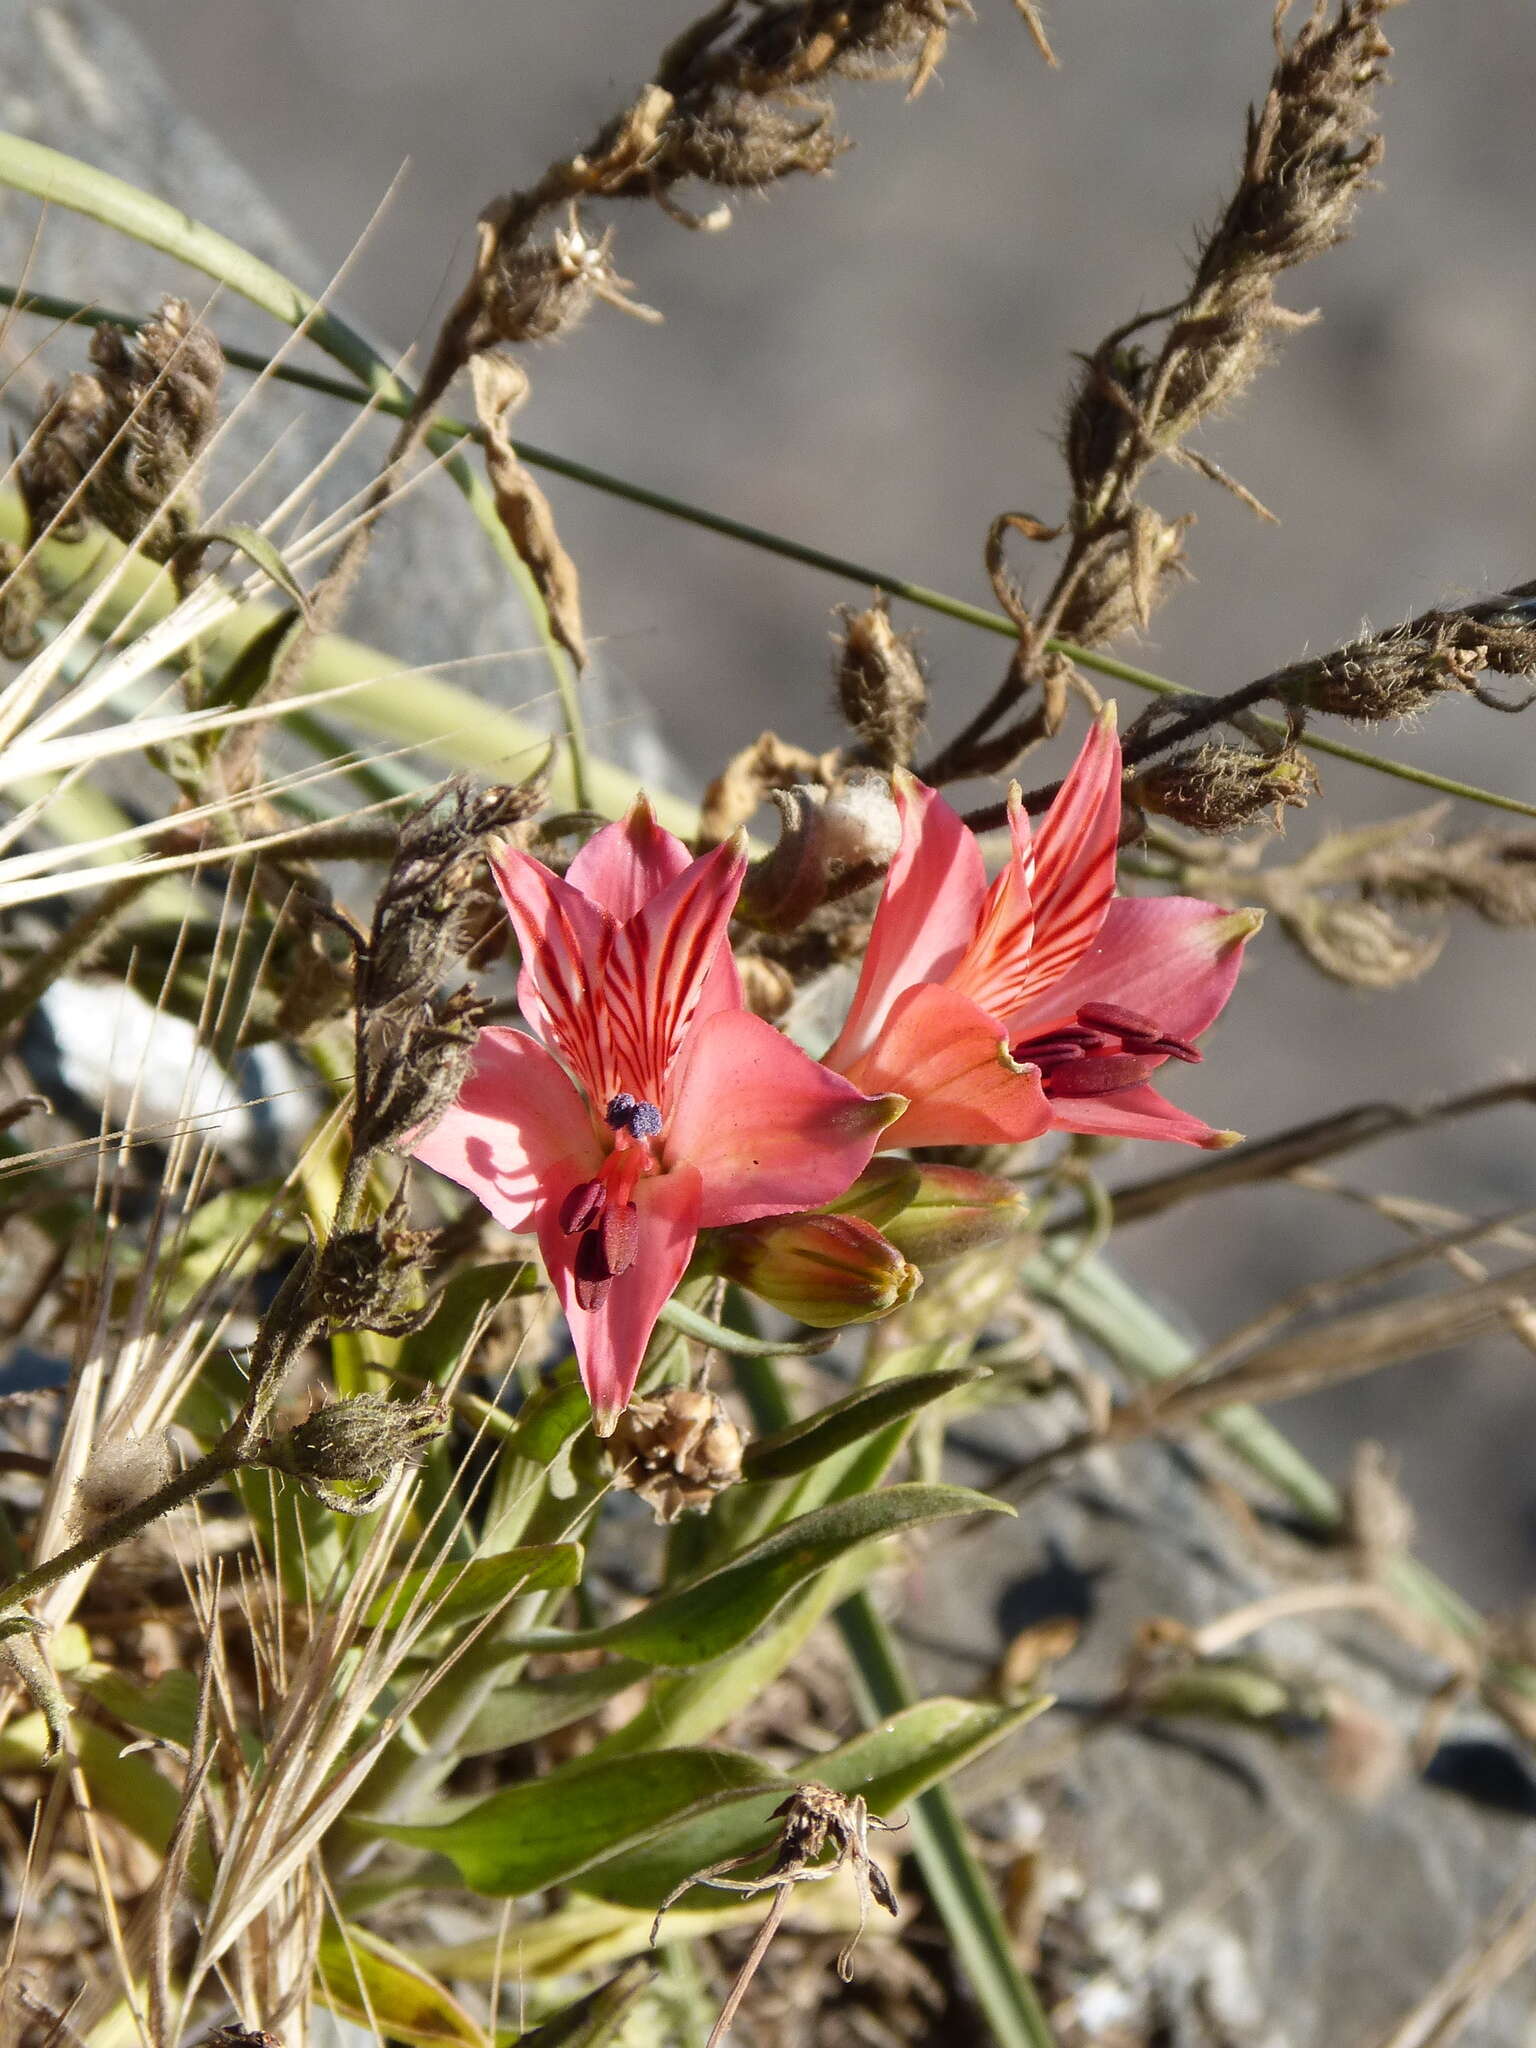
{"left": 715, "top": 1211, "right": 920, "bottom": 1328}
{"left": 877, "top": 1163, "right": 1032, "bottom": 1265}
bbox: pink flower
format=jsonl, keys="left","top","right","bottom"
{"left": 411, "top": 800, "right": 904, "bottom": 1431}
{"left": 822, "top": 714, "right": 1259, "bottom": 1153}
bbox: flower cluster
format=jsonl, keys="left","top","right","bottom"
{"left": 413, "top": 721, "right": 1257, "bottom": 1428}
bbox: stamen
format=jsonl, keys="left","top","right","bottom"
{"left": 573, "top": 1231, "right": 613, "bottom": 1312}
{"left": 1015, "top": 1003, "right": 1202, "bottom": 1098}
{"left": 601, "top": 1200, "right": 640, "bottom": 1277}
{"left": 559, "top": 1178, "right": 607, "bottom": 1235}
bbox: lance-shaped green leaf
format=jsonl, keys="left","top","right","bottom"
{"left": 361, "top": 1544, "right": 582, "bottom": 1631}
{"left": 458, "top": 1658, "right": 649, "bottom": 1757}
{"left": 363, "top": 1747, "right": 786, "bottom": 1896}
{"left": 581, "top": 1694, "right": 1050, "bottom": 1910}
{"left": 317, "top": 1921, "right": 488, "bottom": 2047}
{"left": 501, "top": 1483, "right": 1011, "bottom": 1668}
{"left": 741, "top": 1367, "right": 991, "bottom": 1482}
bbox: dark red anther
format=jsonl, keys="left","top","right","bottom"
{"left": 559, "top": 1178, "right": 607, "bottom": 1236}
{"left": 573, "top": 1229, "right": 613, "bottom": 1311}
{"left": 1044, "top": 1050, "right": 1165, "bottom": 1097}
{"left": 601, "top": 1200, "right": 640, "bottom": 1278}
{"left": 1076, "top": 1001, "right": 1163, "bottom": 1040}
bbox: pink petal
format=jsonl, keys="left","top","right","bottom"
{"left": 1008, "top": 714, "right": 1122, "bottom": 1009}
{"left": 664, "top": 1008, "right": 904, "bottom": 1227}
{"left": 537, "top": 1159, "right": 703, "bottom": 1433}
{"left": 1008, "top": 898, "right": 1262, "bottom": 1044}
{"left": 565, "top": 796, "right": 693, "bottom": 922}
{"left": 492, "top": 846, "right": 615, "bottom": 1104}
{"left": 410, "top": 1028, "right": 600, "bottom": 1231}
{"left": 1046, "top": 1081, "right": 1240, "bottom": 1151}
{"left": 945, "top": 785, "right": 1037, "bottom": 1020}
{"left": 604, "top": 835, "right": 747, "bottom": 1106}
{"left": 825, "top": 772, "right": 986, "bottom": 1071}
{"left": 841, "top": 981, "right": 1052, "bottom": 1151}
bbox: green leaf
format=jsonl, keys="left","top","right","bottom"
{"left": 459, "top": 1659, "right": 649, "bottom": 1756}
{"left": 161, "top": 1178, "right": 300, "bottom": 1311}
{"left": 362, "top": 1543, "right": 583, "bottom": 1631}
{"left": 193, "top": 522, "right": 314, "bottom": 619}
{"left": 503, "top": 1483, "right": 1011, "bottom": 1668}
{"left": 318, "top": 1921, "right": 488, "bottom": 2046}
{"left": 507, "top": 1961, "right": 652, "bottom": 2046}
{"left": 396, "top": 1261, "right": 537, "bottom": 1387}
{"left": 76, "top": 1667, "right": 199, "bottom": 1749}
{"left": 205, "top": 603, "right": 305, "bottom": 715}
{"left": 742, "top": 1368, "right": 991, "bottom": 1481}
{"left": 582, "top": 1694, "right": 1049, "bottom": 1911}
{"left": 489, "top": 1369, "right": 589, "bottom": 1468}
{"left": 366, "top": 1747, "right": 785, "bottom": 1896}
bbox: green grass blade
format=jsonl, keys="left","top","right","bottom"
{"left": 0, "top": 139, "right": 590, "bottom": 803}
{"left": 835, "top": 1590, "right": 1058, "bottom": 2048}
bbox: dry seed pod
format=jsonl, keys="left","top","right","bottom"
{"left": 1132, "top": 740, "right": 1318, "bottom": 835}
{"left": 835, "top": 599, "right": 928, "bottom": 768}
{"left": 606, "top": 1387, "right": 746, "bottom": 1523}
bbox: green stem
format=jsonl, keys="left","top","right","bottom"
{"left": 836, "top": 1589, "right": 1058, "bottom": 2048}
{"left": 0, "top": 143, "right": 590, "bottom": 808}
{"left": 0, "top": 1444, "right": 242, "bottom": 1611}
{"left": 5, "top": 283, "right": 1532, "bottom": 825}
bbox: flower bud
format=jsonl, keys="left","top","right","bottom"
{"left": 818, "top": 1158, "right": 922, "bottom": 1231}
{"left": 714, "top": 1211, "right": 920, "bottom": 1327}
{"left": 606, "top": 1387, "right": 745, "bottom": 1523}
{"left": 257, "top": 1394, "right": 446, "bottom": 1513}
{"left": 876, "top": 1162, "right": 1033, "bottom": 1265}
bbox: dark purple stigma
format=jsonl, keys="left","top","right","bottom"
{"left": 605, "top": 1092, "right": 663, "bottom": 1140}
{"left": 1015, "top": 1001, "right": 1201, "bottom": 1099}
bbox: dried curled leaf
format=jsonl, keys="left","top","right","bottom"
{"left": 471, "top": 353, "right": 588, "bottom": 672}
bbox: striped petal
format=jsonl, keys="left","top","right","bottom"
{"left": 665, "top": 1008, "right": 905, "bottom": 1227}
{"left": 944, "top": 783, "right": 1037, "bottom": 1021}
{"left": 1005, "top": 711, "right": 1121, "bottom": 1011}
{"left": 537, "top": 1158, "right": 703, "bottom": 1433}
{"left": 410, "top": 1028, "right": 601, "bottom": 1231}
{"left": 1047, "top": 1080, "right": 1239, "bottom": 1151}
{"left": 841, "top": 981, "right": 1052, "bottom": 1150}
{"left": 604, "top": 833, "right": 747, "bottom": 1107}
{"left": 1007, "top": 899, "right": 1261, "bottom": 1045}
{"left": 491, "top": 846, "right": 614, "bottom": 1105}
{"left": 825, "top": 771, "right": 986, "bottom": 1071}
{"left": 565, "top": 795, "right": 692, "bottom": 922}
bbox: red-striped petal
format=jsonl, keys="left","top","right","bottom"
{"left": 1046, "top": 1080, "right": 1239, "bottom": 1150}
{"left": 604, "top": 834, "right": 747, "bottom": 1107}
{"left": 491, "top": 846, "right": 615, "bottom": 1105}
{"left": 410, "top": 1029, "right": 601, "bottom": 1231}
{"left": 825, "top": 771, "right": 986, "bottom": 1072}
{"left": 1006, "top": 711, "right": 1121, "bottom": 1011}
{"left": 944, "top": 783, "right": 1037, "bottom": 1022}
{"left": 565, "top": 795, "right": 692, "bottom": 923}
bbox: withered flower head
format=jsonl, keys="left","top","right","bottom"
{"left": 314, "top": 1223, "right": 437, "bottom": 1334}
{"left": 20, "top": 298, "right": 222, "bottom": 559}
{"left": 1132, "top": 739, "right": 1318, "bottom": 835}
{"left": 736, "top": 772, "right": 900, "bottom": 933}
{"left": 662, "top": 90, "right": 843, "bottom": 189}
{"left": 258, "top": 1393, "right": 447, "bottom": 1514}
{"left": 834, "top": 599, "right": 928, "bottom": 769}
{"left": 73, "top": 1431, "right": 178, "bottom": 1528}
{"left": 606, "top": 1387, "right": 745, "bottom": 1523}
{"left": 0, "top": 542, "right": 44, "bottom": 660}
{"left": 481, "top": 214, "right": 617, "bottom": 347}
